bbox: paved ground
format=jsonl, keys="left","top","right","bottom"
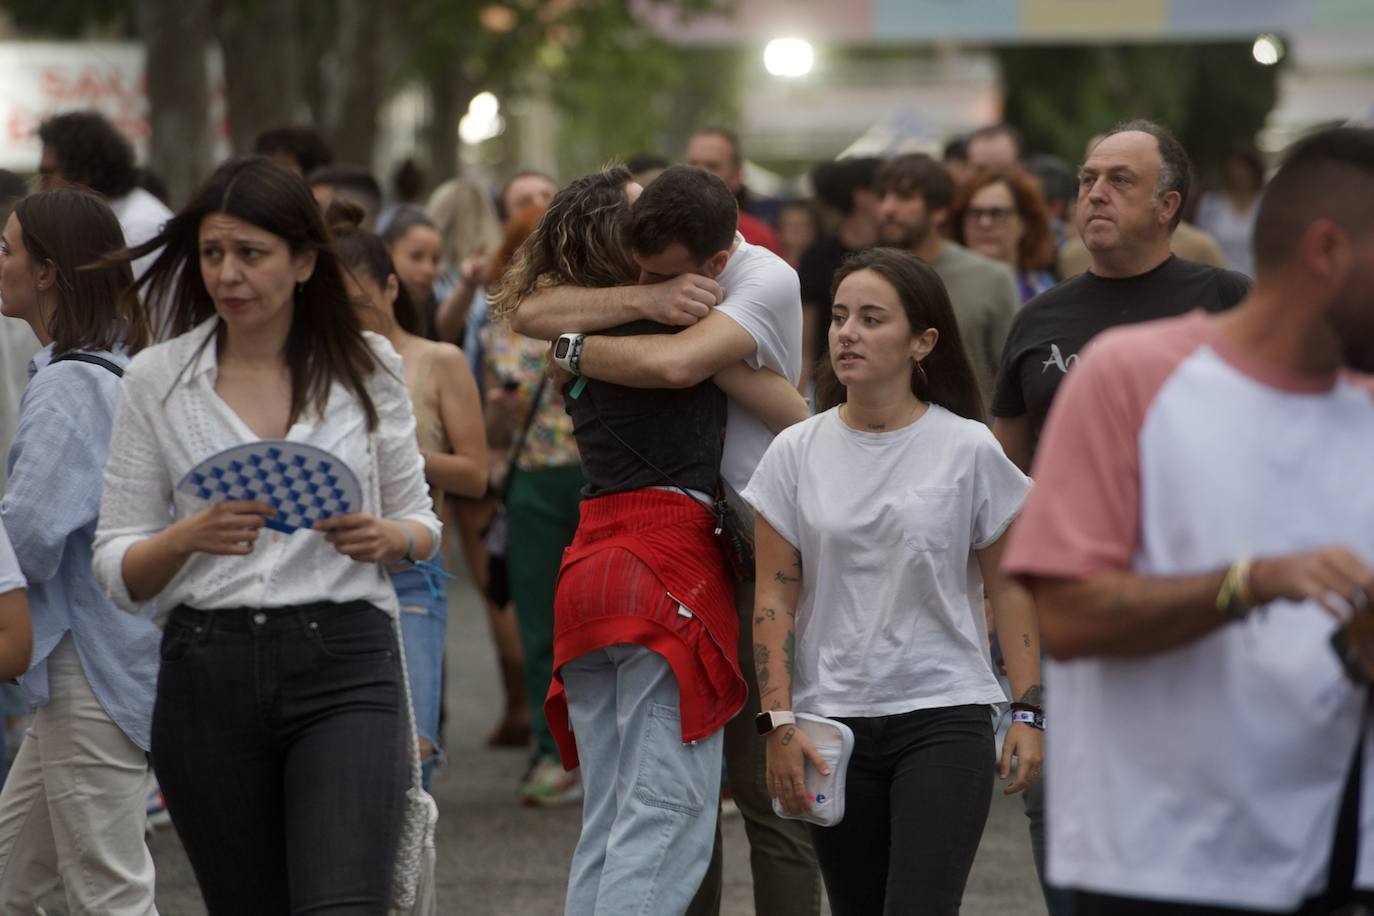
{"left": 148, "top": 567, "right": 1049, "bottom": 915}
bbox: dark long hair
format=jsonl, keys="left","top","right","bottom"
{"left": 121, "top": 156, "right": 381, "bottom": 430}
{"left": 814, "top": 248, "right": 986, "bottom": 423}
{"left": 14, "top": 189, "right": 147, "bottom": 355}
{"left": 328, "top": 199, "right": 423, "bottom": 336}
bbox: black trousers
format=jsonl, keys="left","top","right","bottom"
{"left": 809, "top": 704, "right": 995, "bottom": 916}
{"left": 150, "top": 601, "right": 408, "bottom": 916}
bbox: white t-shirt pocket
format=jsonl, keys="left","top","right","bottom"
{"left": 900, "top": 487, "right": 961, "bottom": 552}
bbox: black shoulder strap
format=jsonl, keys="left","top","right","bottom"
{"left": 48, "top": 352, "right": 125, "bottom": 378}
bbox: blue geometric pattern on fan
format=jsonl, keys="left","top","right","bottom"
{"left": 174, "top": 440, "right": 364, "bottom": 534}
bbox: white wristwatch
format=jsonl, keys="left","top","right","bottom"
{"left": 755, "top": 710, "right": 796, "bottom": 735}
{"left": 553, "top": 332, "right": 586, "bottom": 376}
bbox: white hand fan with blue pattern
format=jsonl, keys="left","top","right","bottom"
{"left": 175, "top": 441, "right": 363, "bottom": 534}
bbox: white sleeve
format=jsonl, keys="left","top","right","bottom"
{"left": 0, "top": 520, "right": 23, "bottom": 595}
{"left": 93, "top": 364, "right": 175, "bottom": 613}
{"left": 715, "top": 257, "right": 803, "bottom": 383}
{"left": 969, "top": 424, "right": 1031, "bottom": 549}
{"left": 368, "top": 339, "right": 443, "bottom": 558}
{"left": 740, "top": 430, "right": 802, "bottom": 549}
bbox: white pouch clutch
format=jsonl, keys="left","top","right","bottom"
{"left": 771, "top": 712, "right": 855, "bottom": 828}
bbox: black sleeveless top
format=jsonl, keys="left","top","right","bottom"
{"left": 562, "top": 320, "right": 726, "bottom": 499}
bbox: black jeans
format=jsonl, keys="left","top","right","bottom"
{"left": 809, "top": 704, "right": 995, "bottom": 916}
{"left": 150, "top": 601, "right": 408, "bottom": 916}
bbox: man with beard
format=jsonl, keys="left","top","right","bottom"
{"left": 1004, "top": 125, "right": 1374, "bottom": 914}
{"left": 875, "top": 153, "right": 1018, "bottom": 408}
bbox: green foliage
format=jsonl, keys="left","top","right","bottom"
{"left": 550, "top": 27, "right": 738, "bottom": 175}
{"left": 0, "top": 0, "right": 135, "bottom": 35}
{"left": 997, "top": 42, "right": 1282, "bottom": 178}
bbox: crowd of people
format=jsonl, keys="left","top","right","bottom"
{"left": 0, "top": 101, "right": 1369, "bottom": 916}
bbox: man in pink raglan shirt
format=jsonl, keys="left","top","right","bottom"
{"left": 1004, "top": 126, "right": 1374, "bottom": 914}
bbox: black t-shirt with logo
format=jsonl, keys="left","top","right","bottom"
{"left": 992, "top": 255, "right": 1251, "bottom": 463}
{"left": 563, "top": 320, "right": 726, "bottom": 499}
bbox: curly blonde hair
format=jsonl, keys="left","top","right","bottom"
{"left": 489, "top": 165, "right": 638, "bottom": 320}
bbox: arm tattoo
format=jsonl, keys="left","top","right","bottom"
{"left": 780, "top": 727, "right": 795, "bottom": 746}
{"left": 1022, "top": 633, "right": 1031, "bottom": 649}
{"left": 783, "top": 630, "right": 795, "bottom": 677}
{"left": 1018, "top": 684, "right": 1043, "bottom": 707}
{"left": 755, "top": 643, "right": 771, "bottom": 695}
{"left": 774, "top": 550, "right": 803, "bottom": 585}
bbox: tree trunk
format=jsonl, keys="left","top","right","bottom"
{"left": 214, "top": 0, "right": 303, "bottom": 155}
{"left": 138, "top": 0, "right": 212, "bottom": 208}
{"left": 424, "top": 61, "right": 472, "bottom": 186}
{"left": 321, "top": 0, "right": 385, "bottom": 167}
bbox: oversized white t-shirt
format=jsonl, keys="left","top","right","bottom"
{"left": 742, "top": 404, "right": 1028, "bottom": 718}
{"left": 0, "top": 518, "right": 23, "bottom": 596}
{"left": 1005, "top": 312, "right": 1374, "bottom": 910}
{"left": 714, "top": 237, "right": 803, "bottom": 494}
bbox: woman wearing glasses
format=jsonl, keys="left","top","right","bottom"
{"left": 951, "top": 167, "right": 1058, "bottom": 304}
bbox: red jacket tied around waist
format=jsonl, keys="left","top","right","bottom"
{"left": 544, "top": 489, "right": 746, "bottom": 770}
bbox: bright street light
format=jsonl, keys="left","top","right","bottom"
{"left": 459, "top": 91, "right": 504, "bottom": 145}
{"left": 764, "top": 38, "right": 814, "bottom": 78}
{"left": 1252, "top": 34, "right": 1284, "bottom": 66}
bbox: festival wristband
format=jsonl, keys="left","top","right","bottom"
{"left": 1011, "top": 709, "right": 1045, "bottom": 731}
{"left": 1216, "top": 557, "right": 1254, "bottom": 619}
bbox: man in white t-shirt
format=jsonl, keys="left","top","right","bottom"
{"left": 1004, "top": 126, "right": 1374, "bottom": 914}
{"left": 511, "top": 164, "right": 818, "bottom": 916}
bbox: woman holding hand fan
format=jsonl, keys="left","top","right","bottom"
{"left": 92, "top": 156, "right": 440, "bottom": 915}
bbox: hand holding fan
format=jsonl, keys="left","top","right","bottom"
{"left": 175, "top": 441, "right": 363, "bottom": 535}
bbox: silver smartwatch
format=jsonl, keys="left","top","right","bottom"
{"left": 755, "top": 710, "right": 796, "bottom": 735}
{"left": 553, "top": 332, "right": 586, "bottom": 376}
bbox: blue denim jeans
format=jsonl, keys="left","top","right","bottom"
{"left": 562, "top": 645, "right": 722, "bottom": 916}
{"left": 392, "top": 565, "right": 448, "bottom": 790}
{"left": 150, "top": 601, "right": 407, "bottom": 916}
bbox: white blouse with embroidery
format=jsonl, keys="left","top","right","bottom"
{"left": 93, "top": 318, "right": 441, "bottom": 623}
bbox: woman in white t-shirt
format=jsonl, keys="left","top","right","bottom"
{"left": 743, "top": 247, "right": 1042, "bottom": 916}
